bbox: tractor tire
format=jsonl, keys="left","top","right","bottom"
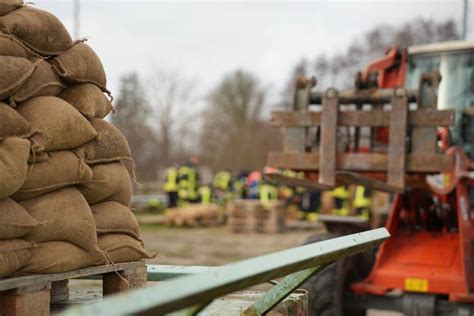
{"left": 302, "top": 234, "right": 374, "bottom": 316}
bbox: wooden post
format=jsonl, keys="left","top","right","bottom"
{"left": 387, "top": 89, "right": 408, "bottom": 189}
{"left": 51, "top": 279, "right": 69, "bottom": 303}
{"left": 0, "top": 282, "right": 51, "bottom": 316}
{"left": 319, "top": 89, "right": 339, "bottom": 187}
{"left": 103, "top": 266, "right": 147, "bottom": 296}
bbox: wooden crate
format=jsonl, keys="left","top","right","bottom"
{"left": 0, "top": 261, "right": 146, "bottom": 316}
{"left": 228, "top": 200, "right": 287, "bottom": 234}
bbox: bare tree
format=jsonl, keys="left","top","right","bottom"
{"left": 312, "top": 18, "right": 460, "bottom": 89}
{"left": 280, "top": 18, "right": 460, "bottom": 98}
{"left": 147, "top": 68, "right": 198, "bottom": 169}
{"left": 199, "top": 69, "right": 281, "bottom": 171}
{"left": 112, "top": 73, "right": 159, "bottom": 181}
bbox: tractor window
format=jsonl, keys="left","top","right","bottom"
{"left": 406, "top": 50, "right": 474, "bottom": 112}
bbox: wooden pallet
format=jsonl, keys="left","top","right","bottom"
{"left": 269, "top": 74, "right": 454, "bottom": 193}
{"left": 0, "top": 261, "right": 147, "bottom": 316}
{"left": 228, "top": 200, "right": 287, "bottom": 234}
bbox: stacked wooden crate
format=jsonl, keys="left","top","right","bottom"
{"left": 228, "top": 200, "right": 287, "bottom": 234}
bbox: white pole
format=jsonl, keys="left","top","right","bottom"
{"left": 74, "top": 0, "right": 80, "bottom": 39}
{"left": 462, "top": 0, "right": 468, "bottom": 39}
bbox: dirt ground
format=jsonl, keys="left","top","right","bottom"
{"left": 140, "top": 224, "right": 322, "bottom": 266}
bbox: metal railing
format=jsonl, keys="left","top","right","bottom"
{"left": 64, "top": 228, "right": 389, "bottom": 316}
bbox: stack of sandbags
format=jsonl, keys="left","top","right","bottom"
{"left": 0, "top": 2, "right": 152, "bottom": 278}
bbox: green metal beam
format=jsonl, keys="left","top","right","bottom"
{"left": 64, "top": 228, "right": 389, "bottom": 316}
{"left": 242, "top": 264, "right": 328, "bottom": 316}
{"left": 147, "top": 265, "right": 213, "bottom": 281}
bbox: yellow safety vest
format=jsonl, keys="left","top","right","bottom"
{"left": 260, "top": 184, "right": 278, "bottom": 209}
{"left": 332, "top": 186, "right": 349, "bottom": 216}
{"left": 178, "top": 166, "right": 198, "bottom": 200}
{"left": 353, "top": 186, "right": 371, "bottom": 218}
{"left": 163, "top": 167, "right": 178, "bottom": 192}
{"left": 199, "top": 186, "right": 211, "bottom": 204}
{"left": 213, "top": 171, "right": 231, "bottom": 191}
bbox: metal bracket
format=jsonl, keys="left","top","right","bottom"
{"left": 242, "top": 265, "right": 327, "bottom": 316}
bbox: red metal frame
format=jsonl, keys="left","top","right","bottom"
{"left": 352, "top": 180, "right": 474, "bottom": 302}
{"left": 361, "top": 47, "right": 408, "bottom": 88}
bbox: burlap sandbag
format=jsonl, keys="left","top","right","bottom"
{"left": 0, "top": 55, "right": 35, "bottom": 100}
{"left": 19, "top": 187, "right": 100, "bottom": 253}
{"left": 59, "top": 83, "right": 113, "bottom": 119}
{"left": 0, "top": 102, "right": 32, "bottom": 140}
{"left": 0, "top": 198, "right": 40, "bottom": 240}
{"left": 18, "top": 241, "right": 104, "bottom": 275}
{"left": 92, "top": 202, "right": 141, "bottom": 240}
{"left": 74, "top": 119, "right": 131, "bottom": 165}
{"left": 0, "top": 6, "right": 72, "bottom": 56}
{"left": 98, "top": 234, "right": 154, "bottom": 264}
{"left": 51, "top": 43, "right": 107, "bottom": 91}
{"left": 10, "top": 59, "right": 65, "bottom": 104}
{"left": 0, "top": 137, "right": 30, "bottom": 199}
{"left": 17, "top": 96, "right": 98, "bottom": 152}
{"left": 78, "top": 162, "right": 132, "bottom": 206}
{"left": 0, "top": 0, "right": 22, "bottom": 16}
{"left": 0, "top": 33, "right": 40, "bottom": 58}
{"left": 0, "top": 239, "right": 34, "bottom": 278}
{"left": 12, "top": 151, "right": 93, "bottom": 201}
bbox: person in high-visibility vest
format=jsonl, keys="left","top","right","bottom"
{"left": 332, "top": 186, "right": 349, "bottom": 216}
{"left": 178, "top": 162, "right": 199, "bottom": 205}
{"left": 212, "top": 170, "right": 232, "bottom": 191}
{"left": 198, "top": 186, "right": 212, "bottom": 205}
{"left": 259, "top": 183, "right": 278, "bottom": 209}
{"left": 353, "top": 186, "right": 371, "bottom": 219}
{"left": 212, "top": 170, "right": 232, "bottom": 204}
{"left": 163, "top": 166, "right": 178, "bottom": 208}
{"left": 233, "top": 170, "right": 249, "bottom": 199}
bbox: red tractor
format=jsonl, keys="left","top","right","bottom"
{"left": 268, "top": 41, "right": 474, "bottom": 315}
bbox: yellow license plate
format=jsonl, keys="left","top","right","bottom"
{"left": 404, "top": 278, "right": 429, "bottom": 292}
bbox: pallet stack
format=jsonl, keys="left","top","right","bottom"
{"left": 165, "top": 204, "right": 222, "bottom": 227}
{"left": 0, "top": 1, "right": 153, "bottom": 280}
{"left": 228, "top": 200, "right": 287, "bottom": 233}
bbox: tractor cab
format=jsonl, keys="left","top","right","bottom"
{"left": 406, "top": 41, "right": 474, "bottom": 160}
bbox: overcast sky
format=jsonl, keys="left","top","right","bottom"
{"left": 34, "top": 1, "right": 472, "bottom": 102}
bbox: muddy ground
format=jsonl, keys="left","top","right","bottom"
{"left": 140, "top": 224, "right": 322, "bottom": 266}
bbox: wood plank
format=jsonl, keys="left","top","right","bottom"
{"left": 387, "top": 94, "right": 408, "bottom": 188}
{"left": 310, "top": 88, "right": 418, "bottom": 104}
{"left": 267, "top": 152, "right": 452, "bottom": 173}
{"left": 271, "top": 109, "right": 454, "bottom": 127}
{"left": 319, "top": 91, "right": 338, "bottom": 186}
{"left": 0, "top": 261, "right": 145, "bottom": 292}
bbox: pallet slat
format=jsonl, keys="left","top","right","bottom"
{"left": 319, "top": 92, "right": 338, "bottom": 186}
{"left": 387, "top": 94, "right": 408, "bottom": 189}
{"left": 271, "top": 109, "right": 454, "bottom": 127}
{"left": 268, "top": 152, "right": 452, "bottom": 173}
{"left": 0, "top": 261, "right": 145, "bottom": 292}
